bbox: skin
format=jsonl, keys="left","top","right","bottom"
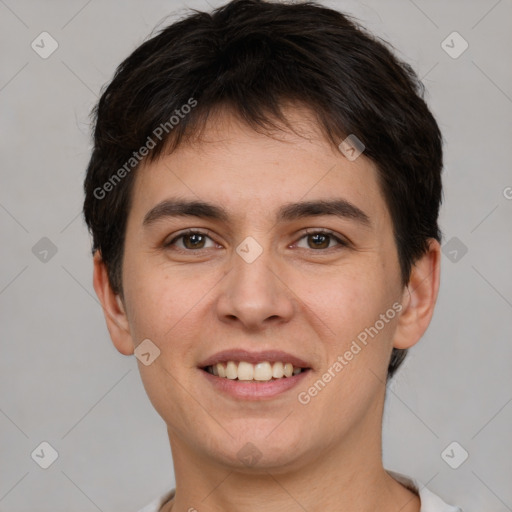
{"left": 93, "top": 104, "right": 440, "bottom": 512}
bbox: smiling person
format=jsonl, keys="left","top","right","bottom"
{"left": 83, "top": 1, "right": 461, "bottom": 511}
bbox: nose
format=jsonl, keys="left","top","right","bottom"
{"left": 215, "top": 240, "right": 295, "bottom": 331}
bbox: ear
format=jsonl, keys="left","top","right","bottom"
{"left": 92, "top": 251, "right": 134, "bottom": 356}
{"left": 393, "top": 239, "right": 441, "bottom": 350}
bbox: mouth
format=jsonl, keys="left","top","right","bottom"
{"left": 198, "top": 350, "right": 312, "bottom": 399}
{"left": 201, "top": 361, "right": 308, "bottom": 381}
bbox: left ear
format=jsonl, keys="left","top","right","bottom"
{"left": 393, "top": 239, "right": 441, "bottom": 350}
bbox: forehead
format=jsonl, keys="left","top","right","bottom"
{"left": 129, "top": 105, "right": 390, "bottom": 230}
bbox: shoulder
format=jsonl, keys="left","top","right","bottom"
{"left": 137, "top": 489, "right": 175, "bottom": 512}
{"left": 387, "top": 470, "right": 463, "bottom": 512}
{"left": 138, "top": 478, "right": 464, "bottom": 512}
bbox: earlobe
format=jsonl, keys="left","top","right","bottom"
{"left": 92, "top": 251, "right": 135, "bottom": 356}
{"left": 393, "top": 239, "right": 441, "bottom": 350}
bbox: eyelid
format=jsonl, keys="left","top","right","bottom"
{"left": 164, "top": 228, "right": 350, "bottom": 251}
{"left": 163, "top": 228, "right": 217, "bottom": 248}
{"left": 293, "top": 228, "right": 350, "bottom": 249}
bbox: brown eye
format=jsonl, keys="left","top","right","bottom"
{"left": 307, "top": 233, "right": 331, "bottom": 249}
{"left": 165, "top": 230, "right": 216, "bottom": 250}
{"left": 295, "top": 230, "right": 348, "bottom": 250}
{"left": 182, "top": 232, "right": 207, "bottom": 249}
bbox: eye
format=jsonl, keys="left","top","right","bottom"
{"left": 164, "top": 230, "right": 217, "bottom": 251}
{"left": 163, "top": 229, "right": 349, "bottom": 253}
{"left": 295, "top": 230, "right": 349, "bottom": 250}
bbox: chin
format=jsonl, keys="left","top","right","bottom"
{"left": 207, "top": 428, "right": 312, "bottom": 473}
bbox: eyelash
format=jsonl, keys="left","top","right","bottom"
{"left": 164, "top": 228, "right": 349, "bottom": 253}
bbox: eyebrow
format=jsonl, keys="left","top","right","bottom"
{"left": 143, "top": 198, "right": 371, "bottom": 227}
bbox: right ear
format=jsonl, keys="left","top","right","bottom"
{"left": 92, "top": 251, "right": 134, "bottom": 355}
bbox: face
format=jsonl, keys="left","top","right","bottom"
{"left": 103, "top": 106, "right": 416, "bottom": 472}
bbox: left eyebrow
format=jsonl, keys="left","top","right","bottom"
{"left": 277, "top": 199, "right": 372, "bottom": 227}
{"left": 142, "top": 198, "right": 371, "bottom": 228}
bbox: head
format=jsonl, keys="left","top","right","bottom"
{"left": 84, "top": 0, "right": 442, "bottom": 471}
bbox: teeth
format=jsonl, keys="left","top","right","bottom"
{"left": 217, "top": 363, "right": 226, "bottom": 378}
{"left": 208, "top": 361, "right": 305, "bottom": 381}
{"left": 254, "top": 362, "right": 273, "bottom": 381}
{"left": 225, "top": 361, "right": 238, "bottom": 380}
{"left": 272, "top": 362, "right": 284, "bottom": 378}
{"left": 237, "top": 361, "right": 254, "bottom": 381}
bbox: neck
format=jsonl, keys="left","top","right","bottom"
{"left": 162, "top": 398, "right": 420, "bottom": 512}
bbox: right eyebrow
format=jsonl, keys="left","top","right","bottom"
{"left": 143, "top": 199, "right": 230, "bottom": 226}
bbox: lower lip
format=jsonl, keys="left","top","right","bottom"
{"left": 200, "top": 368, "right": 311, "bottom": 400}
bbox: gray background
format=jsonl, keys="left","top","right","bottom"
{"left": 1, "top": 0, "right": 511, "bottom": 510}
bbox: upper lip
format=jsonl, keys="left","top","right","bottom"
{"left": 198, "top": 349, "right": 311, "bottom": 369}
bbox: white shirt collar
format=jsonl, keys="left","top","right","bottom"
{"left": 139, "top": 471, "right": 462, "bottom": 512}
{"left": 386, "top": 470, "right": 462, "bottom": 512}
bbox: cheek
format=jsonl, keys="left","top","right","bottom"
{"left": 122, "top": 248, "right": 210, "bottom": 342}
{"left": 300, "top": 261, "right": 400, "bottom": 411}
{"left": 302, "top": 263, "right": 395, "bottom": 344}
{"left": 121, "top": 263, "right": 215, "bottom": 429}
{"left": 297, "top": 268, "right": 398, "bottom": 426}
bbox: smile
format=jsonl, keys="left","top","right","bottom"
{"left": 198, "top": 349, "right": 312, "bottom": 399}
{"left": 203, "top": 361, "right": 305, "bottom": 381}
